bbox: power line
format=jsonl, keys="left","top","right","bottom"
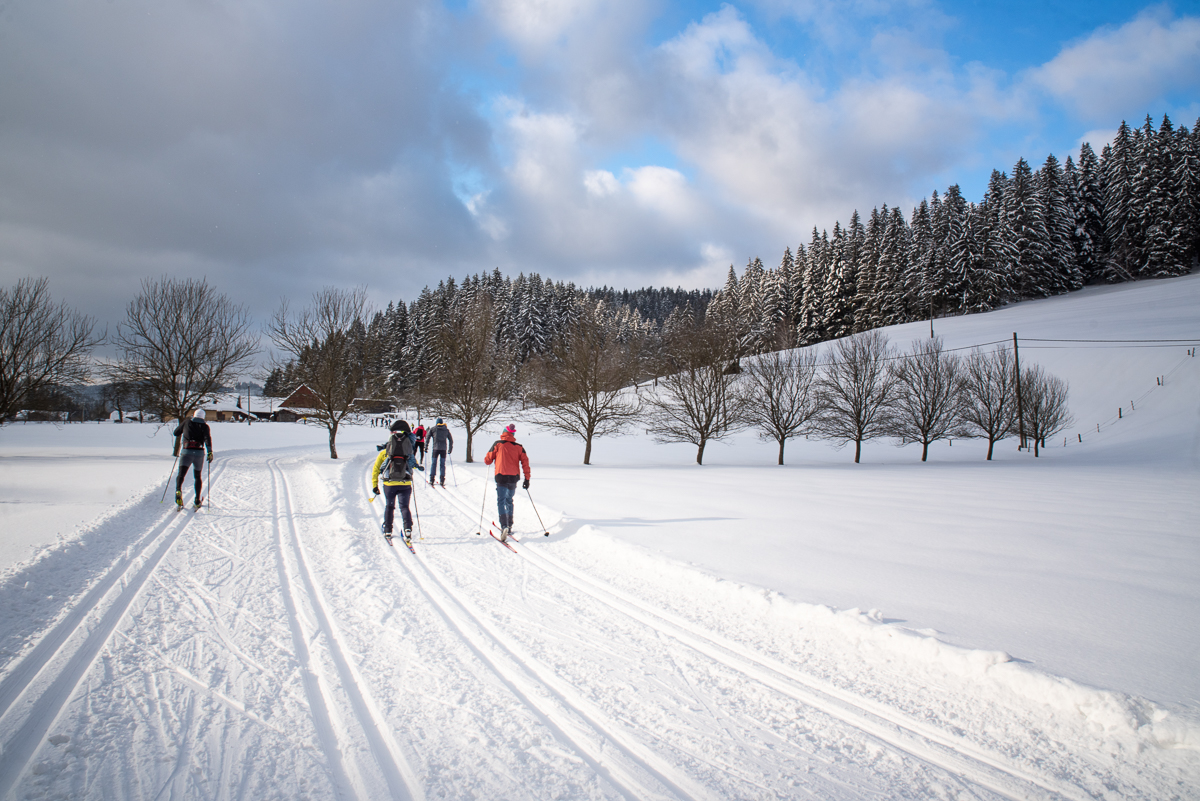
{"left": 1022, "top": 337, "right": 1200, "bottom": 343}
{"left": 1021, "top": 344, "right": 1199, "bottom": 350}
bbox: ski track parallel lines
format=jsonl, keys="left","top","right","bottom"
{"left": 0, "top": 463, "right": 229, "bottom": 723}
{"left": 370, "top": 474, "right": 702, "bottom": 801}
{"left": 433, "top": 483, "right": 1085, "bottom": 801}
{"left": 275, "top": 458, "right": 422, "bottom": 801}
{"left": 369, "top": 479, "right": 715, "bottom": 796}
{"left": 388, "top": 541, "right": 693, "bottom": 801}
{"left": 0, "top": 488, "right": 203, "bottom": 800}
{"left": 269, "top": 458, "right": 362, "bottom": 801}
{"left": 515, "top": 543, "right": 1093, "bottom": 801}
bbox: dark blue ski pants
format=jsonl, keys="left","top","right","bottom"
{"left": 430, "top": 450, "right": 447, "bottom": 483}
{"left": 496, "top": 482, "right": 515, "bottom": 528}
{"left": 383, "top": 484, "right": 413, "bottom": 533}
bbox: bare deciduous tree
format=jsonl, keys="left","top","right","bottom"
{"left": 888, "top": 337, "right": 966, "bottom": 462}
{"left": 1020, "top": 364, "right": 1073, "bottom": 457}
{"left": 961, "top": 346, "right": 1018, "bottom": 460}
{"left": 99, "top": 379, "right": 153, "bottom": 423}
{"left": 645, "top": 310, "right": 744, "bottom": 465}
{"left": 814, "top": 330, "right": 898, "bottom": 463}
{"left": 111, "top": 277, "right": 257, "bottom": 453}
{"left": 0, "top": 277, "right": 102, "bottom": 425}
{"left": 428, "top": 293, "right": 514, "bottom": 462}
{"left": 268, "top": 286, "right": 375, "bottom": 459}
{"left": 741, "top": 344, "right": 821, "bottom": 465}
{"left": 524, "top": 302, "right": 644, "bottom": 464}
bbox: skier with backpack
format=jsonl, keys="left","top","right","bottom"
{"left": 172, "top": 410, "right": 213, "bottom": 508}
{"left": 483, "top": 423, "right": 530, "bottom": 542}
{"left": 427, "top": 417, "right": 454, "bottom": 487}
{"left": 372, "top": 420, "right": 421, "bottom": 544}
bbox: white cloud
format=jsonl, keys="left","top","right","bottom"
{"left": 626, "top": 166, "right": 694, "bottom": 221}
{"left": 583, "top": 169, "right": 620, "bottom": 197}
{"left": 501, "top": 101, "right": 582, "bottom": 197}
{"left": 700, "top": 241, "right": 734, "bottom": 267}
{"left": 650, "top": 6, "right": 978, "bottom": 231}
{"left": 1029, "top": 9, "right": 1200, "bottom": 121}
{"left": 1077, "top": 128, "right": 1118, "bottom": 152}
{"left": 480, "top": 0, "right": 604, "bottom": 52}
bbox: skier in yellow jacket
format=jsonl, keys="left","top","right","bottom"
{"left": 372, "top": 420, "right": 420, "bottom": 544}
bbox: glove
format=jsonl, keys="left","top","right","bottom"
{"left": 373, "top": 486, "right": 381, "bottom": 495}
{"left": 416, "top": 463, "right": 424, "bottom": 472}
{"left": 207, "top": 452, "right": 213, "bottom": 463}
{"left": 522, "top": 478, "right": 530, "bottom": 490}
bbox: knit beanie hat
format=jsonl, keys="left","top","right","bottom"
{"left": 504, "top": 423, "right": 516, "bottom": 434}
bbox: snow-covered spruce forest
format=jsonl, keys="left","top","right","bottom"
{"left": 259, "top": 114, "right": 1196, "bottom": 471}
{"left": 267, "top": 114, "right": 1197, "bottom": 403}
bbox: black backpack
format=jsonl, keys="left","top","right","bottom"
{"left": 183, "top": 418, "right": 208, "bottom": 449}
{"left": 381, "top": 433, "right": 413, "bottom": 481}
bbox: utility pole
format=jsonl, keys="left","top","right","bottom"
{"left": 1013, "top": 332, "right": 1026, "bottom": 450}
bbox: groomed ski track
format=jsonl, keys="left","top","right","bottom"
{"left": 0, "top": 447, "right": 1183, "bottom": 799}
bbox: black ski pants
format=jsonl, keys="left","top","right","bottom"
{"left": 176, "top": 449, "right": 205, "bottom": 497}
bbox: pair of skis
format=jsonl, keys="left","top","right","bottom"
{"left": 384, "top": 532, "right": 416, "bottom": 554}
{"left": 175, "top": 495, "right": 204, "bottom": 511}
{"left": 487, "top": 522, "right": 518, "bottom": 552}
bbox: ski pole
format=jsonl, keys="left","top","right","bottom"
{"left": 526, "top": 487, "right": 550, "bottom": 537}
{"left": 204, "top": 455, "right": 212, "bottom": 509}
{"left": 411, "top": 482, "right": 423, "bottom": 540}
{"left": 476, "top": 464, "right": 491, "bottom": 536}
{"left": 447, "top": 453, "right": 459, "bottom": 487}
{"left": 160, "top": 453, "right": 180, "bottom": 503}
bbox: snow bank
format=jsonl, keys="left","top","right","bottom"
{"left": 549, "top": 524, "right": 1200, "bottom": 758}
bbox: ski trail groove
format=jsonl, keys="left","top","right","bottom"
{"left": 271, "top": 457, "right": 423, "bottom": 801}
{"left": 0, "top": 463, "right": 228, "bottom": 725}
{"left": 0, "top": 474, "right": 215, "bottom": 800}
{"left": 434, "top": 484, "right": 1087, "bottom": 801}
{"left": 369, "top": 478, "right": 712, "bottom": 801}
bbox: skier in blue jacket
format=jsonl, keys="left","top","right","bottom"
{"left": 426, "top": 418, "right": 454, "bottom": 486}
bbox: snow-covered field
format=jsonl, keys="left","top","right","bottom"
{"left": 1, "top": 273, "right": 1198, "bottom": 799}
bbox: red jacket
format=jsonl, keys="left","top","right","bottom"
{"left": 484, "top": 431, "right": 530, "bottom": 480}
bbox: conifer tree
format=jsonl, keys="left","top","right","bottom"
{"left": 906, "top": 198, "right": 936, "bottom": 321}
{"left": 1101, "top": 121, "right": 1137, "bottom": 281}
{"left": 852, "top": 208, "right": 884, "bottom": 332}
{"left": 1144, "top": 115, "right": 1190, "bottom": 277}
{"left": 875, "top": 206, "right": 910, "bottom": 325}
{"left": 1173, "top": 121, "right": 1200, "bottom": 267}
{"left": 824, "top": 211, "right": 862, "bottom": 339}
{"left": 1072, "top": 143, "right": 1108, "bottom": 283}
{"left": 1038, "top": 154, "right": 1082, "bottom": 292}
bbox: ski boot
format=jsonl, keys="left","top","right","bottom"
{"left": 403, "top": 529, "right": 413, "bottom": 545}
{"left": 175, "top": 490, "right": 183, "bottom": 507}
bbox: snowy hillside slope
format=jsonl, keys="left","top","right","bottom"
{"left": 0, "top": 273, "right": 1197, "bottom": 799}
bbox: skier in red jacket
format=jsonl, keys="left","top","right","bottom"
{"left": 483, "top": 423, "right": 531, "bottom": 541}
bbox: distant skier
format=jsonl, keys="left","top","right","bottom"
{"left": 173, "top": 410, "right": 213, "bottom": 507}
{"left": 483, "top": 423, "right": 530, "bottom": 541}
{"left": 427, "top": 417, "right": 454, "bottom": 487}
{"left": 372, "top": 420, "right": 420, "bottom": 543}
{"left": 413, "top": 422, "right": 427, "bottom": 465}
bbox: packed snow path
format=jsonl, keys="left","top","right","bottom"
{"left": 0, "top": 448, "right": 1194, "bottom": 800}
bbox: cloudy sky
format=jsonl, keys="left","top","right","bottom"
{"left": 1, "top": 0, "right": 1197, "bottom": 326}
